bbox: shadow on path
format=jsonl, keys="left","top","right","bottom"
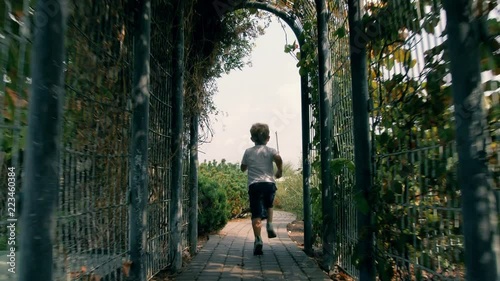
{"left": 174, "top": 211, "right": 331, "bottom": 281}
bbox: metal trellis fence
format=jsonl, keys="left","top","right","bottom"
{"left": 324, "top": 0, "right": 499, "bottom": 280}
{"left": 1, "top": 0, "right": 192, "bottom": 280}
{"left": 363, "top": 0, "right": 498, "bottom": 280}
{"left": 58, "top": 1, "right": 132, "bottom": 279}
{"left": 328, "top": 0, "right": 358, "bottom": 278}
{"left": 146, "top": 0, "right": 175, "bottom": 276}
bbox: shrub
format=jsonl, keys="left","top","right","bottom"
{"left": 198, "top": 175, "right": 231, "bottom": 235}
{"left": 275, "top": 166, "right": 304, "bottom": 220}
{"left": 199, "top": 160, "right": 248, "bottom": 218}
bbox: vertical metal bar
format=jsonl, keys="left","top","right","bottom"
{"left": 315, "top": 0, "right": 335, "bottom": 270}
{"left": 129, "top": 0, "right": 151, "bottom": 280}
{"left": 347, "top": 0, "right": 375, "bottom": 280}
{"left": 18, "top": 1, "right": 66, "bottom": 280}
{"left": 300, "top": 71, "right": 313, "bottom": 255}
{"left": 443, "top": 1, "right": 500, "bottom": 280}
{"left": 189, "top": 114, "right": 199, "bottom": 255}
{"left": 170, "top": 0, "right": 185, "bottom": 272}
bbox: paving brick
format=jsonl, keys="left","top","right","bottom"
{"left": 220, "top": 277, "right": 242, "bottom": 281}
{"left": 174, "top": 211, "right": 331, "bottom": 280}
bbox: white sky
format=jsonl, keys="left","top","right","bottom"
{"left": 199, "top": 18, "right": 303, "bottom": 167}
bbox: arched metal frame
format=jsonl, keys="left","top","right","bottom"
{"left": 221, "top": 0, "right": 315, "bottom": 255}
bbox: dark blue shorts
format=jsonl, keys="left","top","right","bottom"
{"left": 248, "top": 182, "right": 277, "bottom": 220}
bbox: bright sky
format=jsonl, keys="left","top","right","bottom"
{"left": 199, "top": 18, "right": 303, "bottom": 167}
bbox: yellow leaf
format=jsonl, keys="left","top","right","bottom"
{"left": 409, "top": 59, "right": 417, "bottom": 68}
{"left": 394, "top": 49, "right": 408, "bottom": 63}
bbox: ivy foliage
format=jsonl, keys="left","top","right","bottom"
{"left": 336, "top": 0, "right": 497, "bottom": 278}
{"left": 0, "top": 1, "right": 32, "bottom": 166}
{"left": 284, "top": 0, "right": 498, "bottom": 278}
{"left": 183, "top": 1, "right": 270, "bottom": 142}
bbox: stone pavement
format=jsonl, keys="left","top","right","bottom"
{"left": 0, "top": 251, "right": 15, "bottom": 281}
{"left": 174, "top": 211, "right": 331, "bottom": 281}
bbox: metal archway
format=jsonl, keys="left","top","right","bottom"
{"left": 218, "top": 0, "right": 315, "bottom": 255}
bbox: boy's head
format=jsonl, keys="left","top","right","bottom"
{"left": 250, "top": 123, "right": 270, "bottom": 145}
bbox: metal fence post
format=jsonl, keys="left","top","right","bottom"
{"left": 443, "top": 1, "right": 500, "bottom": 280}
{"left": 347, "top": 0, "right": 375, "bottom": 280}
{"left": 189, "top": 114, "right": 199, "bottom": 255}
{"left": 300, "top": 72, "right": 313, "bottom": 256}
{"left": 129, "top": 1, "right": 151, "bottom": 280}
{"left": 315, "top": 0, "right": 335, "bottom": 270}
{"left": 170, "top": 0, "right": 185, "bottom": 272}
{"left": 18, "top": 1, "right": 66, "bottom": 280}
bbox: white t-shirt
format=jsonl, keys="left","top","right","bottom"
{"left": 241, "top": 145, "right": 278, "bottom": 186}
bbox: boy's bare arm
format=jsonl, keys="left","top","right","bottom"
{"left": 273, "top": 154, "right": 283, "bottom": 178}
{"left": 240, "top": 164, "right": 247, "bottom": 172}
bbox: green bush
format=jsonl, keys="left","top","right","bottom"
{"left": 198, "top": 175, "right": 230, "bottom": 235}
{"left": 275, "top": 163, "right": 304, "bottom": 220}
{"left": 199, "top": 160, "right": 248, "bottom": 218}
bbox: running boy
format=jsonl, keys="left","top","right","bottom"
{"left": 240, "top": 123, "right": 283, "bottom": 255}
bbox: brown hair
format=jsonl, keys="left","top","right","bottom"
{"left": 250, "top": 123, "right": 270, "bottom": 145}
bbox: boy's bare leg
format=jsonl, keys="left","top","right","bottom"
{"left": 267, "top": 208, "right": 273, "bottom": 223}
{"left": 252, "top": 218, "right": 262, "bottom": 237}
{"left": 266, "top": 208, "right": 277, "bottom": 238}
{"left": 252, "top": 218, "right": 264, "bottom": 255}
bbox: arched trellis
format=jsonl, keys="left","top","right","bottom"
{"left": 214, "top": 0, "right": 367, "bottom": 274}
{"left": 183, "top": 0, "right": 337, "bottom": 273}
{"left": 226, "top": 1, "right": 341, "bottom": 272}
{"left": 228, "top": 0, "right": 315, "bottom": 255}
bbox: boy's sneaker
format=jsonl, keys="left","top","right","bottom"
{"left": 253, "top": 236, "right": 263, "bottom": 255}
{"left": 267, "top": 223, "right": 277, "bottom": 238}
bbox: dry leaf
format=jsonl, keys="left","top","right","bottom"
{"left": 122, "top": 260, "right": 132, "bottom": 277}
{"left": 13, "top": 10, "right": 24, "bottom": 21}
{"left": 6, "top": 87, "right": 28, "bottom": 108}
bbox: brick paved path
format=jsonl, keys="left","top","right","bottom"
{"left": 175, "top": 211, "right": 331, "bottom": 281}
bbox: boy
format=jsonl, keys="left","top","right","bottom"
{"left": 240, "top": 123, "right": 283, "bottom": 255}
